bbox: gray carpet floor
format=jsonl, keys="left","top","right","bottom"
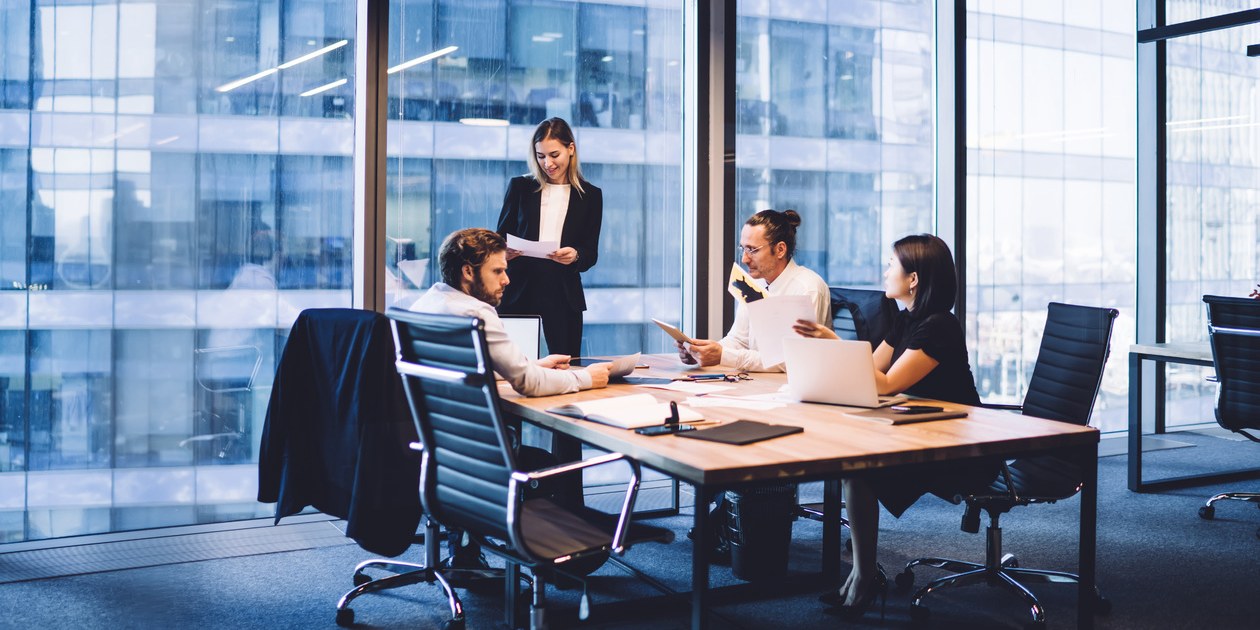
{"left": 1, "top": 431, "right": 1258, "bottom": 629}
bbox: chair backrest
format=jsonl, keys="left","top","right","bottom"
{"left": 1021, "top": 302, "right": 1118, "bottom": 425}
{"left": 829, "top": 287, "right": 899, "bottom": 349}
{"left": 387, "top": 307, "right": 517, "bottom": 543}
{"left": 1203, "top": 295, "right": 1260, "bottom": 433}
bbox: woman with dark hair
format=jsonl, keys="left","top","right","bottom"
{"left": 496, "top": 117, "right": 602, "bottom": 357}
{"left": 793, "top": 234, "right": 992, "bottom": 621}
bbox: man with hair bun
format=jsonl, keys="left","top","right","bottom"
{"left": 681, "top": 209, "right": 831, "bottom": 372}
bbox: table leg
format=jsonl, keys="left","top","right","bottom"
{"left": 692, "top": 484, "right": 710, "bottom": 630}
{"left": 1154, "top": 360, "right": 1166, "bottom": 434}
{"left": 822, "top": 479, "right": 842, "bottom": 579}
{"left": 1078, "top": 442, "right": 1098, "bottom": 630}
{"left": 1128, "top": 352, "right": 1143, "bottom": 491}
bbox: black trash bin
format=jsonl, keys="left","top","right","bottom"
{"left": 724, "top": 484, "right": 797, "bottom": 581}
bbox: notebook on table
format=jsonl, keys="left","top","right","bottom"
{"left": 676, "top": 420, "right": 803, "bottom": 445}
{"left": 782, "top": 337, "right": 908, "bottom": 408}
{"left": 844, "top": 406, "right": 968, "bottom": 425}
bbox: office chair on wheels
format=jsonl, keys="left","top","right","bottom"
{"left": 387, "top": 308, "right": 672, "bottom": 630}
{"left": 895, "top": 302, "right": 1117, "bottom": 628}
{"left": 256, "top": 308, "right": 500, "bottom": 628}
{"left": 1196, "top": 295, "right": 1260, "bottom": 540}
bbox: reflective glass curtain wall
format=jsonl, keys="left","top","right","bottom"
{"left": 1161, "top": 2, "right": 1260, "bottom": 424}
{"left": 733, "top": 1, "right": 936, "bottom": 290}
{"left": 0, "top": 0, "right": 356, "bottom": 543}
{"left": 383, "top": 0, "right": 684, "bottom": 357}
{"left": 965, "top": 1, "right": 1136, "bottom": 432}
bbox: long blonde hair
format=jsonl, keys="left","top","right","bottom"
{"left": 527, "top": 117, "right": 585, "bottom": 195}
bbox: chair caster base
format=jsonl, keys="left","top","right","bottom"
{"left": 335, "top": 607, "right": 354, "bottom": 627}
{"left": 895, "top": 568, "right": 915, "bottom": 591}
{"left": 910, "top": 603, "right": 930, "bottom": 624}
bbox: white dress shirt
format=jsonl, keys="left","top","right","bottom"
{"left": 538, "top": 183, "right": 571, "bottom": 244}
{"left": 408, "top": 283, "right": 592, "bottom": 396}
{"left": 718, "top": 259, "right": 832, "bottom": 372}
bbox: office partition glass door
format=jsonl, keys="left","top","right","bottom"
{"left": 1159, "top": 15, "right": 1260, "bottom": 425}
{"left": 0, "top": 0, "right": 356, "bottom": 543}
{"left": 963, "top": 1, "right": 1137, "bottom": 432}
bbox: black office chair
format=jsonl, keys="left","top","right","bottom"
{"left": 255, "top": 308, "right": 500, "bottom": 628}
{"left": 1196, "top": 295, "right": 1260, "bottom": 540}
{"left": 796, "top": 287, "right": 900, "bottom": 524}
{"left": 387, "top": 307, "right": 672, "bottom": 630}
{"left": 895, "top": 302, "right": 1117, "bottom": 628}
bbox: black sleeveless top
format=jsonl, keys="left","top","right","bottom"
{"left": 887, "top": 310, "right": 981, "bottom": 406}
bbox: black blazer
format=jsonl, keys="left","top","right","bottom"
{"left": 257, "top": 308, "right": 422, "bottom": 557}
{"left": 496, "top": 175, "right": 602, "bottom": 312}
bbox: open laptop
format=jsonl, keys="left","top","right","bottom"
{"left": 782, "top": 337, "right": 908, "bottom": 408}
{"left": 500, "top": 314, "right": 543, "bottom": 361}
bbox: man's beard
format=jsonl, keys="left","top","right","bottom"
{"left": 469, "top": 275, "right": 501, "bottom": 306}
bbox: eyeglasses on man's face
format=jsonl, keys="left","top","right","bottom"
{"left": 740, "top": 243, "right": 769, "bottom": 256}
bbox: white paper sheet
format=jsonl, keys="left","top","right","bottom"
{"left": 684, "top": 396, "right": 787, "bottom": 411}
{"left": 607, "top": 352, "right": 641, "bottom": 378}
{"left": 506, "top": 234, "right": 560, "bottom": 259}
{"left": 746, "top": 294, "right": 816, "bottom": 367}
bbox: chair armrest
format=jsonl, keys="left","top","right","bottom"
{"left": 512, "top": 451, "right": 628, "bottom": 481}
{"left": 510, "top": 452, "right": 642, "bottom": 554}
{"left": 978, "top": 402, "right": 1023, "bottom": 412}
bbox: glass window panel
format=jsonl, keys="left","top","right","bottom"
{"left": 966, "top": 1, "right": 1136, "bottom": 432}
{"left": 438, "top": 0, "right": 509, "bottom": 122}
{"left": 386, "top": 0, "right": 685, "bottom": 361}
{"left": 1, "top": 150, "right": 27, "bottom": 288}
{"left": 508, "top": 0, "right": 576, "bottom": 125}
{"left": 1166, "top": 0, "right": 1259, "bottom": 23}
{"left": 114, "top": 330, "right": 195, "bottom": 468}
{"left": 577, "top": 3, "right": 646, "bottom": 130}
{"left": 277, "top": 156, "right": 354, "bottom": 290}
{"left": 3, "top": 1, "right": 356, "bottom": 542}
{"left": 735, "top": 0, "right": 936, "bottom": 301}
{"left": 0, "top": 332, "right": 24, "bottom": 473}
{"left": 28, "top": 330, "right": 113, "bottom": 471}
{"left": 1162, "top": 24, "right": 1260, "bottom": 429}
{"left": 1, "top": 3, "right": 31, "bottom": 110}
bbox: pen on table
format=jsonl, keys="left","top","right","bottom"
{"left": 687, "top": 373, "right": 727, "bottom": 381}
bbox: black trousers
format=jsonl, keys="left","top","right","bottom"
{"left": 540, "top": 307, "right": 583, "bottom": 357}
{"left": 499, "top": 282, "right": 584, "bottom": 357}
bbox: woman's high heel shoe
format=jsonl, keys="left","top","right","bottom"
{"left": 822, "top": 570, "right": 888, "bottom": 622}
{"left": 817, "top": 563, "right": 887, "bottom": 607}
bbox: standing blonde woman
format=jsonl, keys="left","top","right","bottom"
{"left": 496, "top": 117, "right": 602, "bottom": 357}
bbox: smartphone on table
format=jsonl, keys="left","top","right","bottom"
{"left": 889, "top": 405, "right": 944, "bottom": 414}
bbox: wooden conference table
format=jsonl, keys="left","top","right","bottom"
{"left": 499, "top": 355, "right": 1101, "bottom": 629}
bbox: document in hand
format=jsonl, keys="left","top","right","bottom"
{"left": 604, "top": 353, "right": 641, "bottom": 378}
{"left": 844, "top": 407, "right": 968, "bottom": 425}
{"left": 746, "top": 294, "right": 816, "bottom": 367}
{"left": 651, "top": 318, "right": 694, "bottom": 345}
{"left": 506, "top": 234, "right": 561, "bottom": 259}
{"left": 547, "top": 393, "right": 703, "bottom": 429}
